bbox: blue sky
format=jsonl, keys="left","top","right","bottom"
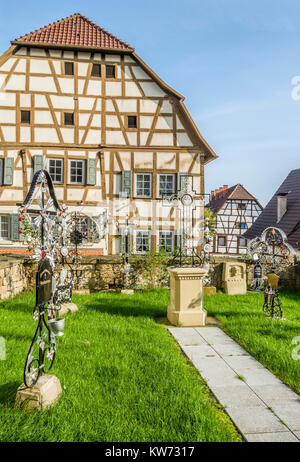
{"left": 1, "top": 0, "right": 300, "bottom": 205}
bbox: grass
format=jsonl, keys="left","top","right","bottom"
{"left": 204, "top": 290, "right": 300, "bottom": 395}
{"left": 0, "top": 289, "right": 241, "bottom": 442}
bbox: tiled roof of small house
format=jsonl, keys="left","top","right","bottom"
{"left": 244, "top": 169, "right": 300, "bottom": 248}
{"left": 12, "top": 13, "right": 133, "bottom": 51}
{"left": 207, "top": 184, "right": 260, "bottom": 214}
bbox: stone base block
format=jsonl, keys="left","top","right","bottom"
{"left": 121, "top": 289, "right": 134, "bottom": 295}
{"left": 203, "top": 286, "right": 217, "bottom": 296}
{"left": 14, "top": 375, "right": 62, "bottom": 411}
{"left": 57, "top": 302, "right": 78, "bottom": 315}
{"left": 167, "top": 306, "right": 207, "bottom": 326}
{"left": 167, "top": 267, "right": 207, "bottom": 327}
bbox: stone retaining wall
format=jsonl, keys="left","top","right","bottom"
{"left": 0, "top": 258, "right": 35, "bottom": 299}
{"left": 0, "top": 254, "right": 299, "bottom": 301}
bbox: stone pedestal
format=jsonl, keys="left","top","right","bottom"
{"left": 167, "top": 267, "right": 208, "bottom": 326}
{"left": 222, "top": 262, "right": 247, "bottom": 295}
{"left": 14, "top": 375, "right": 62, "bottom": 411}
{"left": 57, "top": 302, "right": 78, "bottom": 315}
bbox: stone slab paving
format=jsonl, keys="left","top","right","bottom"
{"left": 169, "top": 326, "right": 300, "bottom": 442}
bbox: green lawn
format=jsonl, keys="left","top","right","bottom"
{"left": 0, "top": 289, "right": 241, "bottom": 442}
{"left": 205, "top": 290, "right": 300, "bottom": 395}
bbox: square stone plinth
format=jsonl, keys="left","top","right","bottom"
{"left": 14, "top": 375, "right": 62, "bottom": 411}
{"left": 167, "top": 267, "right": 207, "bottom": 327}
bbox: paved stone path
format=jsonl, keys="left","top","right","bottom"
{"left": 169, "top": 326, "right": 300, "bottom": 442}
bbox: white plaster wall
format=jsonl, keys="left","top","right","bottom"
{"left": 106, "top": 131, "right": 125, "bottom": 145}
{"left": 35, "top": 94, "right": 48, "bottom": 107}
{"left": 2, "top": 126, "right": 16, "bottom": 141}
{"left": 34, "top": 128, "right": 59, "bottom": 143}
{"left": 34, "top": 110, "right": 53, "bottom": 124}
{"left": 140, "top": 99, "right": 158, "bottom": 113}
{"left": 58, "top": 78, "right": 74, "bottom": 94}
{"left": 177, "top": 133, "right": 192, "bottom": 147}
{"left": 30, "top": 60, "right": 51, "bottom": 74}
{"left": 106, "top": 82, "right": 122, "bottom": 96}
{"left": 78, "top": 97, "right": 95, "bottom": 110}
{"left": 116, "top": 99, "right": 137, "bottom": 112}
{"left": 6, "top": 75, "right": 25, "bottom": 91}
{"left": 0, "top": 109, "right": 15, "bottom": 123}
{"left": 84, "top": 129, "right": 101, "bottom": 144}
{"left": 151, "top": 133, "right": 173, "bottom": 146}
{"left": 20, "top": 126, "right": 31, "bottom": 142}
{"left": 87, "top": 81, "right": 101, "bottom": 95}
{"left": 30, "top": 76, "right": 56, "bottom": 92}
{"left": 140, "top": 82, "right": 165, "bottom": 97}
{"left": 125, "top": 82, "right": 142, "bottom": 97}
{"left": 132, "top": 67, "right": 151, "bottom": 80}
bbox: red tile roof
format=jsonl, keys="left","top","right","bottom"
{"left": 207, "top": 184, "right": 262, "bottom": 214}
{"left": 12, "top": 13, "right": 133, "bottom": 51}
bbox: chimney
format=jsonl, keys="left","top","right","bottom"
{"left": 215, "top": 189, "right": 219, "bottom": 196}
{"left": 219, "top": 186, "right": 224, "bottom": 196}
{"left": 223, "top": 185, "right": 228, "bottom": 191}
{"left": 277, "top": 193, "right": 288, "bottom": 223}
{"left": 211, "top": 190, "right": 215, "bottom": 199}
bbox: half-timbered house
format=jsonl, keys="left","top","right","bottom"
{"left": 0, "top": 13, "right": 217, "bottom": 255}
{"left": 207, "top": 184, "right": 263, "bottom": 255}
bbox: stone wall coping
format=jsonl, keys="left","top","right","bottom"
{"left": 167, "top": 267, "right": 208, "bottom": 276}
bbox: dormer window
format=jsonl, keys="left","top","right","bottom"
{"left": 91, "top": 63, "right": 101, "bottom": 77}
{"left": 106, "top": 65, "right": 115, "bottom": 79}
{"left": 64, "top": 62, "right": 74, "bottom": 75}
{"left": 127, "top": 115, "right": 137, "bottom": 129}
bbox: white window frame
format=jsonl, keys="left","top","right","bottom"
{"left": 158, "top": 230, "right": 174, "bottom": 253}
{"left": 49, "top": 158, "right": 64, "bottom": 184}
{"left": 69, "top": 159, "right": 85, "bottom": 185}
{"left": 135, "top": 173, "right": 152, "bottom": 198}
{"left": 0, "top": 215, "right": 10, "bottom": 241}
{"left": 158, "top": 174, "right": 175, "bottom": 198}
{"left": 134, "top": 230, "right": 151, "bottom": 254}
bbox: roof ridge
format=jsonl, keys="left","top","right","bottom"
{"left": 12, "top": 13, "right": 133, "bottom": 51}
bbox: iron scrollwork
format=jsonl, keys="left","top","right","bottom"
{"left": 19, "top": 169, "right": 65, "bottom": 387}
{"left": 248, "top": 226, "right": 296, "bottom": 318}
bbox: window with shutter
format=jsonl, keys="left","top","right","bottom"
{"left": 86, "top": 158, "right": 96, "bottom": 185}
{"left": 3, "top": 157, "right": 14, "bottom": 185}
{"left": 10, "top": 214, "right": 20, "bottom": 241}
{"left": 121, "top": 171, "right": 132, "bottom": 197}
{"left": 33, "top": 155, "right": 43, "bottom": 174}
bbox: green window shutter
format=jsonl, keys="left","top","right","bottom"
{"left": 33, "top": 155, "right": 43, "bottom": 173}
{"left": 3, "top": 157, "right": 14, "bottom": 185}
{"left": 177, "top": 172, "right": 188, "bottom": 193}
{"left": 0, "top": 158, "right": 3, "bottom": 185}
{"left": 10, "top": 214, "right": 20, "bottom": 241}
{"left": 121, "top": 171, "right": 132, "bottom": 197}
{"left": 86, "top": 159, "right": 97, "bottom": 186}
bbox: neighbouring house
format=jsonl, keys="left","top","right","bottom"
{"left": 244, "top": 169, "right": 300, "bottom": 250}
{"left": 0, "top": 13, "right": 217, "bottom": 255}
{"left": 207, "top": 184, "right": 263, "bottom": 255}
